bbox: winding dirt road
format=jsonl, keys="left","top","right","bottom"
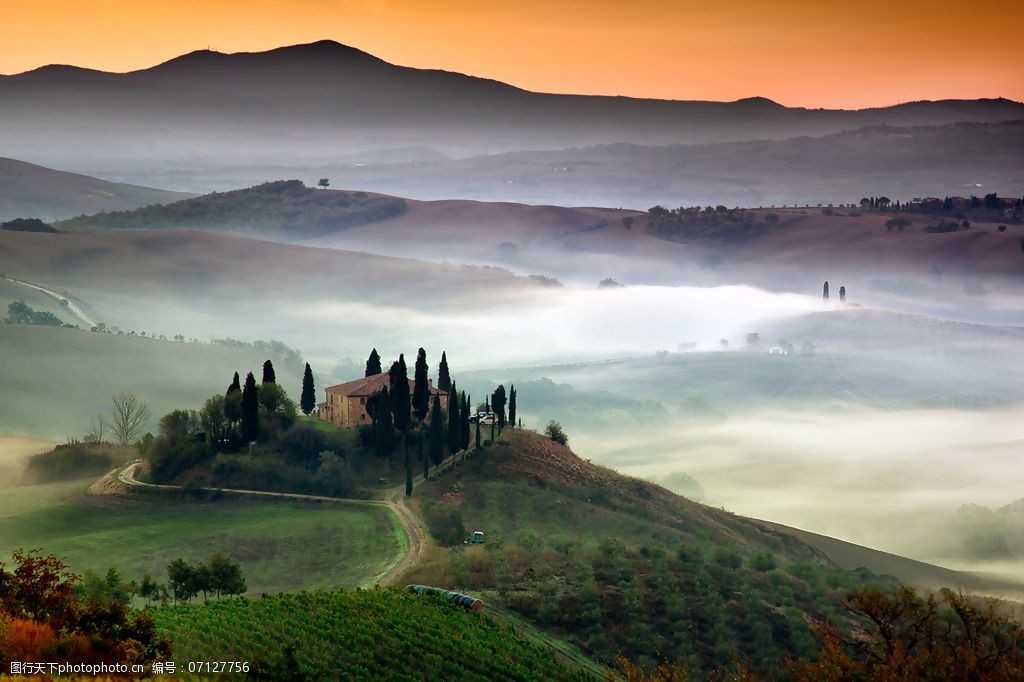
{"left": 110, "top": 456, "right": 453, "bottom": 586}
{"left": 2, "top": 275, "right": 97, "bottom": 327}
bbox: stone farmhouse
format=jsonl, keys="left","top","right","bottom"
{"left": 318, "top": 374, "right": 448, "bottom": 428}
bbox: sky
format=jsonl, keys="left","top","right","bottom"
{"left": 1, "top": 0, "right": 1022, "bottom": 108}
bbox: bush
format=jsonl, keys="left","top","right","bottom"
{"left": 21, "top": 443, "right": 124, "bottom": 484}
{"left": 544, "top": 421, "right": 568, "bottom": 446}
{"left": 422, "top": 505, "right": 467, "bottom": 546}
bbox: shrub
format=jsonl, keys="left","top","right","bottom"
{"left": 544, "top": 421, "right": 568, "bottom": 446}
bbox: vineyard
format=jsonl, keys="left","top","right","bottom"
{"left": 152, "top": 588, "right": 593, "bottom": 681}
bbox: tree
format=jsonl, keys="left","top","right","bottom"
{"left": 622, "top": 216, "right": 634, "bottom": 230}
{"left": 491, "top": 385, "right": 507, "bottom": 432}
{"left": 226, "top": 372, "right": 241, "bottom": 395}
{"left": 545, "top": 420, "right": 568, "bottom": 446}
{"left": 207, "top": 555, "right": 246, "bottom": 598}
{"left": 838, "top": 286, "right": 846, "bottom": 303}
{"left": 318, "top": 178, "right": 330, "bottom": 190}
{"left": 447, "top": 381, "right": 460, "bottom": 452}
{"left": 461, "top": 393, "right": 471, "bottom": 451}
{"left": 460, "top": 393, "right": 471, "bottom": 450}
{"left": 300, "top": 363, "right": 316, "bottom": 416}
{"left": 262, "top": 359, "right": 276, "bottom": 384}
{"left": 412, "top": 348, "right": 430, "bottom": 422}
{"left": 241, "top": 372, "right": 259, "bottom": 443}
{"left": 792, "top": 585, "right": 1024, "bottom": 681}
{"left": 475, "top": 415, "right": 482, "bottom": 451}
{"left": 166, "top": 559, "right": 198, "bottom": 603}
{"left": 429, "top": 396, "right": 444, "bottom": 474}
{"left": 110, "top": 392, "right": 151, "bottom": 446}
{"left": 365, "top": 348, "right": 382, "bottom": 377}
{"left": 389, "top": 357, "right": 412, "bottom": 495}
{"left": 508, "top": 385, "right": 517, "bottom": 429}
{"left": 822, "top": 281, "right": 829, "bottom": 301}
{"left": 437, "top": 351, "right": 451, "bottom": 393}
{"left": 886, "top": 217, "right": 911, "bottom": 232}
{"left": 138, "top": 573, "right": 159, "bottom": 605}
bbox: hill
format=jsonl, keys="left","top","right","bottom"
{"left": 2, "top": 40, "right": 1021, "bottom": 195}
{"left": 152, "top": 588, "right": 592, "bottom": 680}
{"left": 404, "top": 429, "right": 1024, "bottom": 675}
{"left": 57, "top": 180, "right": 408, "bottom": 237}
{"left": 0, "top": 157, "right": 191, "bottom": 223}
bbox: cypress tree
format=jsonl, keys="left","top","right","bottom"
{"left": 429, "top": 396, "right": 444, "bottom": 473}
{"left": 475, "top": 416, "right": 482, "bottom": 452}
{"left": 365, "top": 349, "right": 382, "bottom": 377}
{"left": 461, "top": 393, "right": 471, "bottom": 451}
{"left": 241, "top": 372, "right": 259, "bottom": 443}
{"left": 437, "top": 351, "right": 451, "bottom": 393}
{"left": 492, "top": 384, "right": 507, "bottom": 432}
{"left": 226, "top": 372, "right": 241, "bottom": 396}
{"left": 413, "top": 348, "right": 430, "bottom": 422}
{"left": 822, "top": 281, "right": 830, "bottom": 301}
{"left": 300, "top": 363, "right": 316, "bottom": 416}
{"left": 371, "top": 388, "right": 394, "bottom": 457}
{"left": 262, "top": 360, "right": 276, "bottom": 384}
{"left": 389, "top": 356, "right": 412, "bottom": 495}
{"left": 508, "top": 385, "right": 517, "bottom": 430}
{"left": 839, "top": 286, "right": 847, "bottom": 304}
{"left": 446, "top": 381, "right": 459, "bottom": 453}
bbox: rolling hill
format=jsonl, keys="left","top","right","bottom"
{"left": 0, "top": 157, "right": 192, "bottom": 222}
{"left": 406, "top": 429, "right": 1024, "bottom": 676}
{"left": 2, "top": 39, "right": 1022, "bottom": 199}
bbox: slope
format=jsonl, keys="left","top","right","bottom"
{"left": 0, "top": 157, "right": 192, "bottom": 222}
{"left": 406, "top": 430, "right": 1024, "bottom": 675}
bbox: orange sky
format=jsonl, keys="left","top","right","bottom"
{"left": 2, "top": 0, "right": 1021, "bottom": 108}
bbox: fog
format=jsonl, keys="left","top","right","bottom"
{"left": 0, "top": 435, "right": 56, "bottom": 488}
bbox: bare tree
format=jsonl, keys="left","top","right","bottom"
{"left": 110, "top": 392, "right": 150, "bottom": 445}
{"left": 84, "top": 415, "right": 107, "bottom": 444}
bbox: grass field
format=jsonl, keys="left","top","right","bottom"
{"left": 0, "top": 478, "right": 402, "bottom": 592}
{"left": 152, "top": 589, "right": 592, "bottom": 680}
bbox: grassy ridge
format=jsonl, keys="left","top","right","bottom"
{"left": 56, "top": 180, "right": 407, "bottom": 238}
{"left": 0, "top": 479, "right": 401, "bottom": 593}
{"left": 153, "top": 589, "right": 592, "bottom": 680}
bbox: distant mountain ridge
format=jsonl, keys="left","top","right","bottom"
{"left": 2, "top": 39, "right": 1021, "bottom": 175}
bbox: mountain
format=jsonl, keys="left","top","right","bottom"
{"left": 2, "top": 40, "right": 1022, "bottom": 183}
{"left": 0, "top": 157, "right": 193, "bottom": 222}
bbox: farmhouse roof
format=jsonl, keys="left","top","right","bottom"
{"left": 325, "top": 373, "right": 446, "bottom": 397}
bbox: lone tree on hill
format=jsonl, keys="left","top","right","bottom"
{"left": 508, "top": 385, "right": 517, "bottom": 429}
{"left": 365, "top": 348, "right": 382, "bottom": 377}
{"left": 262, "top": 359, "right": 276, "bottom": 384}
{"left": 110, "top": 392, "right": 150, "bottom": 446}
{"left": 318, "top": 178, "right": 330, "bottom": 190}
{"left": 300, "top": 363, "right": 316, "bottom": 416}
{"left": 412, "top": 348, "right": 430, "bottom": 422}
{"left": 241, "top": 372, "right": 259, "bottom": 443}
{"left": 437, "top": 351, "right": 451, "bottom": 393}
{"left": 447, "top": 381, "right": 460, "bottom": 452}
{"left": 429, "top": 396, "right": 444, "bottom": 475}
{"left": 492, "top": 384, "right": 507, "bottom": 433}
{"left": 822, "top": 281, "right": 830, "bottom": 301}
{"left": 389, "top": 356, "right": 412, "bottom": 495}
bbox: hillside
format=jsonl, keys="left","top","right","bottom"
{"left": 404, "top": 429, "right": 1023, "bottom": 675}
{"left": 2, "top": 40, "right": 1022, "bottom": 195}
{"left": 0, "top": 157, "right": 191, "bottom": 223}
{"left": 57, "top": 180, "right": 408, "bottom": 237}
{"left": 0, "top": 324, "right": 304, "bottom": 438}
{"left": 152, "top": 589, "right": 591, "bottom": 680}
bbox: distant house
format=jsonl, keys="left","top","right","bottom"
{"left": 318, "top": 374, "right": 448, "bottom": 428}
